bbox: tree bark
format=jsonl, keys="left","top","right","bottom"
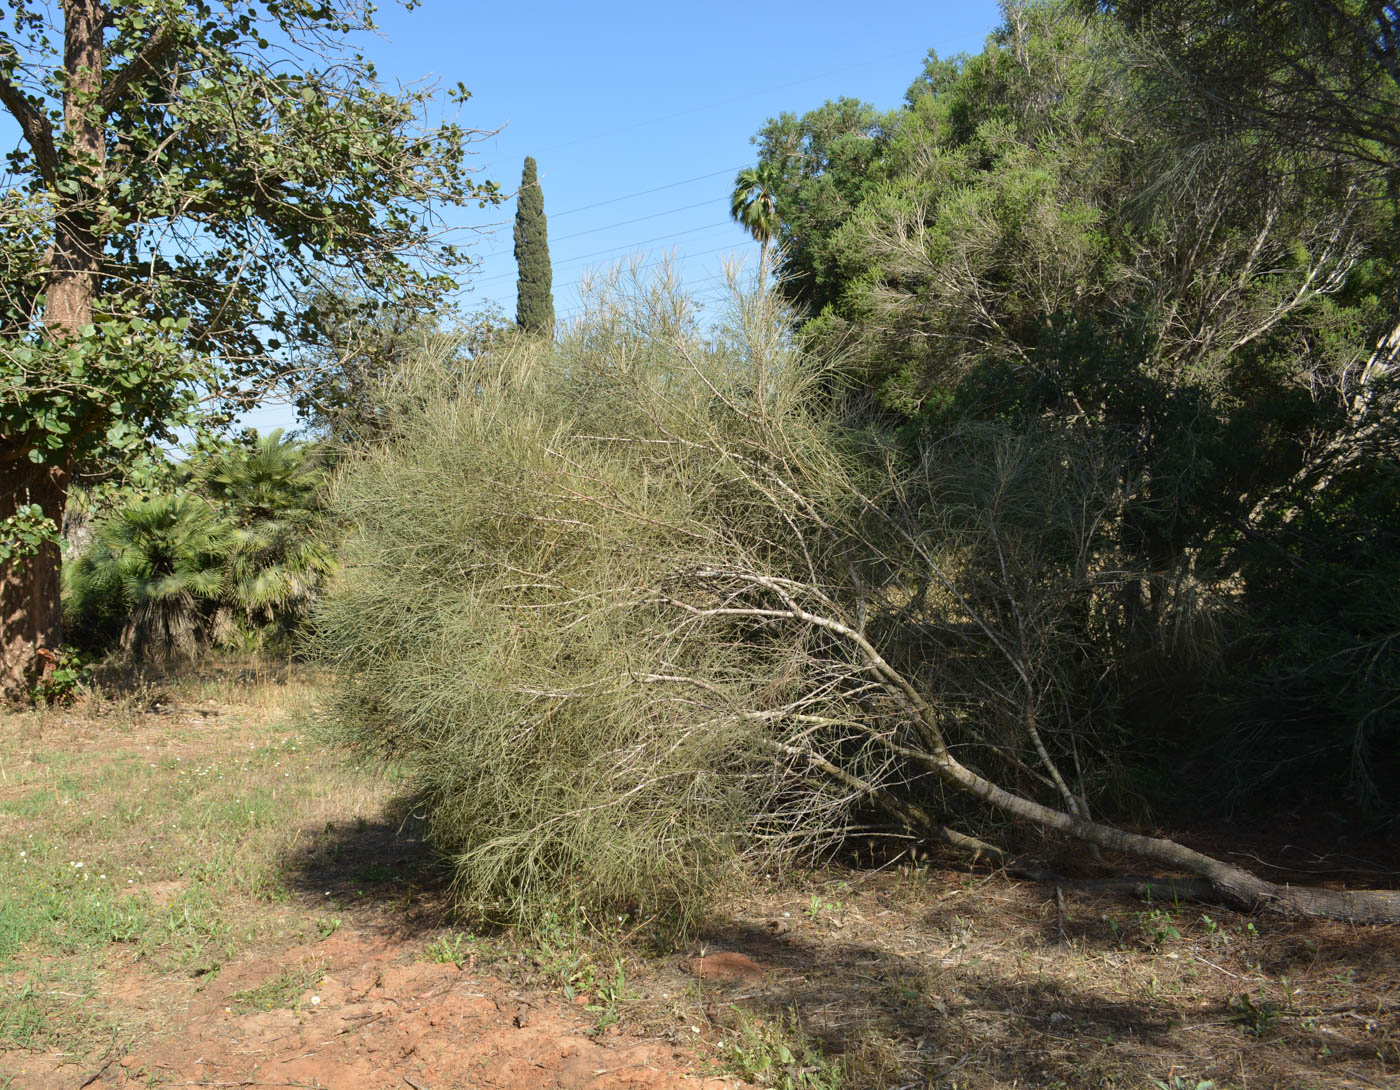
{"left": 47, "top": 0, "right": 105, "bottom": 337}
{"left": 0, "top": 1, "right": 105, "bottom": 701}
{"left": 1, "top": 463, "right": 72, "bottom": 700}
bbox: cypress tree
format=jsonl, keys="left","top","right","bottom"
{"left": 513, "top": 156, "right": 555, "bottom": 336}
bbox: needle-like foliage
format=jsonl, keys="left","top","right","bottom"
{"left": 317, "top": 268, "right": 1400, "bottom": 927}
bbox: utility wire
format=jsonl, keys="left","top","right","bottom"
{"left": 552, "top": 244, "right": 755, "bottom": 301}
{"left": 550, "top": 197, "right": 720, "bottom": 244}
{"left": 549, "top": 166, "right": 747, "bottom": 219}
{"left": 477, "top": 222, "right": 737, "bottom": 284}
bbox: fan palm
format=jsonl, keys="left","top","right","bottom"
{"left": 195, "top": 430, "right": 334, "bottom": 644}
{"left": 730, "top": 162, "right": 783, "bottom": 273}
{"left": 66, "top": 495, "right": 235, "bottom": 661}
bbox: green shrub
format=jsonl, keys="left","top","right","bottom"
{"left": 313, "top": 271, "right": 1226, "bottom": 928}
{"left": 65, "top": 430, "right": 333, "bottom": 660}
{"left": 65, "top": 493, "right": 235, "bottom": 661}
{"left": 315, "top": 275, "right": 859, "bottom": 929}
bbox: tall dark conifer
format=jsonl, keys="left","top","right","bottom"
{"left": 513, "top": 156, "right": 555, "bottom": 336}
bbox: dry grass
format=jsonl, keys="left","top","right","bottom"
{"left": 0, "top": 659, "right": 417, "bottom": 1059}
{"left": 572, "top": 864, "right": 1397, "bottom": 1089}
{"left": 2, "top": 667, "right": 1394, "bottom": 1089}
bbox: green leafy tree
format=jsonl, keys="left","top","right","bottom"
{"left": 0, "top": 0, "right": 500, "bottom": 698}
{"left": 1091, "top": 0, "right": 1400, "bottom": 179}
{"left": 513, "top": 155, "right": 555, "bottom": 336}
{"left": 746, "top": 0, "right": 1400, "bottom": 812}
{"left": 751, "top": 98, "right": 890, "bottom": 315}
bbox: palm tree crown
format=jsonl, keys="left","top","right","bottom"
{"left": 730, "top": 163, "right": 783, "bottom": 252}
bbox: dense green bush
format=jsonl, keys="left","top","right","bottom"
{"left": 65, "top": 430, "right": 333, "bottom": 660}
{"left": 316, "top": 272, "right": 1207, "bottom": 926}
{"left": 746, "top": 0, "right": 1400, "bottom": 819}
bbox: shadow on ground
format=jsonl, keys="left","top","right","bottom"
{"left": 276, "top": 799, "right": 457, "bottom": 940}
{"left": 686, "top": 870, "right": 1400, "bottom": 1088}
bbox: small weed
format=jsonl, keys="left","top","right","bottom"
{"left": 316, "top": 916, "right": 342, "bottom": 941}
{"left": 1139, "top": 909, "right": 1182, "bottom": 949}
{"left": 802, "top": 894, "right": 842, "bottom": 920}
{"left": 422, "top": 931, "right": 476, "bottom": 967}
{"left": 585, "top": 957, "right": 635, "bottom": 1034}
{"left": 1199, "top": 912, "right": 1232, "bottom": 949}
{"left": 228, "top": 959, "right": 326, "bottom": 1013}
{"left": 715, "top": 1008, "right": 844, "bottom": 1090}
{"left": 30, "top": 646, "right": 94, "bottom": 706}
{"left": 1150, "top": 1077, "right": 1216, "bottom": 1090}
{"left": 1229, "top": 989, "right": 1282, "bottom": 1037}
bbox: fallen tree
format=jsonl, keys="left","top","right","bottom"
{"left": 319, "top": 272, "right": 1399, "bottom": 926}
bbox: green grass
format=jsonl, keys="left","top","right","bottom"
{"left": 0, "top": 669, "right": 397, "bottom": 1059}
{"left": 229, "top": 959, "right": 327, "bottom": 1013}
{"left": 0, "top": 961, "right": 124, "bottom": 1052}
{"left": 714, "top": 1008, "right": 847, "bottom": 1090}
{"left": 0, "top": 789, "right": 56, "bottom": 818}
{"left": 421, "top": 930, "right": 479, "bottom": 967}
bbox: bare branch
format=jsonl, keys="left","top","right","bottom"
{"left": 0, "top": 72, "right": 58, "bottom": 186}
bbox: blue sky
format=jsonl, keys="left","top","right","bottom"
{"left": 396, "top": 0, "right": 1006, "bottom": 326}
{"left": 239, "top": 0, "right": 1007, "bottom": 432}
{"left": 3, "top": 0, "right": 1009, "bottom": 434}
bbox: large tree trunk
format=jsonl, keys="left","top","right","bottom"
{"left": 49, "top": 0, "right": 105, "bottom": 334}
{"left": 1, "top": 1, "right": 105, "bottom": 701}
{"left": 1, "top": 463, "right": 72, "bottom": 700}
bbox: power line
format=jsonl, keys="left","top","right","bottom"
{"left": 553, "top": 244, "right": 750, "bottom": 296}
{"left": 551, "top": 244, "right": 754, "bottom": 303}
{"left": 549, "top": 166, "right": 747, "bottom": 220}
{"left": 477, "top": 221, "right": 737, "bottom": 284}
{"left": 551, "top": 197, "right": 720, "bottom": 244}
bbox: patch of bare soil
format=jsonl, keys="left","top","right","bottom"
{"left": 646, "top": 864, "right": 1399, "bottom": 1089}
{"left": 0, "top": 672, "right": 752, "bottom": 1090}
{"left": 4, "top": 671, "right": 1396, "bottom": 1089}
{"left": 11, "top": 928, "right": 744, "bottom": 1090}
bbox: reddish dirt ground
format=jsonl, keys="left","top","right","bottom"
{"left": 10, "top": 926, "right": 751, "bottom": 1090}
{"left": 3, "top": 673, "right": 1396, "bottom": 1089}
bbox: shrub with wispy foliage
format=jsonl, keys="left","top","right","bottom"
{"left": 321, "top": 268, "right": 1349, "bottom": 928}
{"left": 315, "top": 272, "right": 886, "bottom": 928}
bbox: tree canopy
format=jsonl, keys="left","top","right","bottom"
{"left": 745, "top": 0, "right": 1400, "bottom": 815}
{"left": 0, "top": 0, "right": 499, "bottom": 697}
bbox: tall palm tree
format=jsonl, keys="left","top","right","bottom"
{"left": 730, "top": 162, "right": 783, "bottom": 275}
